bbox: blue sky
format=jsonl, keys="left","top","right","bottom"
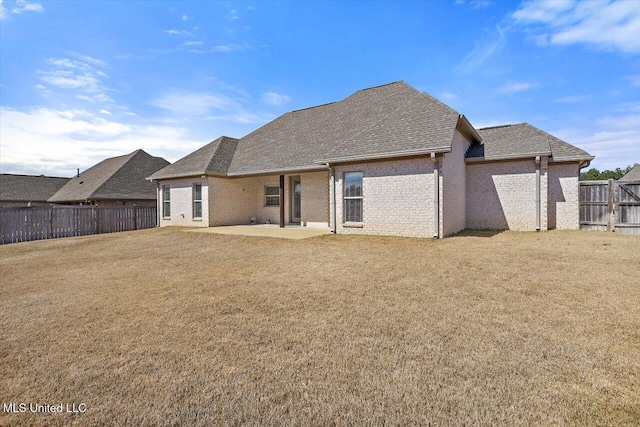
{"left": 1, "top": 0, "right": 638, "bottom": 177}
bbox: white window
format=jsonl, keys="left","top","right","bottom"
{"left": 344, "top": 172, "right": 363, "bottom": 223}
{"left": 193, "top": 183, "right": 202, "bottom": 219}
{"left": 162, "top": 185, "right": 171, "bottom": 218}
{"left": 264, "top": 185, "right": 280, "bottom": 207}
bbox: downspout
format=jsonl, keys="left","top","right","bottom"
{"left": 535, "top": 156, "right": 541, "bottom": 231}
{"left": 328, "top": 164, "right": 337, "bottom": 233}
{"left": 431, "top": 153, "right": 439, "bottom": 238}
{"left": 156, "top": 182, "right": 160, "bottom": 227}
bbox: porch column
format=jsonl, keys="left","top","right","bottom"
{"left": 279, "top": 175, "right": 285, "bottom": 228}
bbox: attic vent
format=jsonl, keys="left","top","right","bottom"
{"left": 79, "top": 181, "right": 84, "bottom": 184}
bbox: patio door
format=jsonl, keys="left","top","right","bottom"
{"left": 291, "top": 176, "right": 301, "bottom": 223}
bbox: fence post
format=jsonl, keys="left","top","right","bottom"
{"left": 607, "top": 179, "right": 615, "bottom": 232}
{"left": 134, "top": 206, "right": 138, "bottom": 230}
{"left": 49, "top": 205, "right": 53, "bottom": 239}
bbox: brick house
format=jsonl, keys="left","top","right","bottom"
{"left": 148, "top": 82, "right": 593, "bottom": 238}
{"left": 49, "top": 149, "right": 169, "bottom": 206}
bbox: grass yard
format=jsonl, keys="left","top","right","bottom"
{"left": 1, "top": 228, "right": 639, "bottom": 426}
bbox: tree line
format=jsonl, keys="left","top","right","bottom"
{"left": 580, "top": 164, "right": 638, "bottom": 181}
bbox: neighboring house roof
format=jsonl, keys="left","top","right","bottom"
{"left": 148, "top": 136, "right": 238, "bottom": 181}
{"left": 0, "top": 174, "right": 70, "bottom": 203}
{"left": 620, "top": 165, "right": 640, "bottom": 181}
{"left": 151, "top": 81, "right": 478, "bottom": 179}
{"left": 49, "top": 149, "right": 169, "bottom": 203}
{"left": 468, "top": 123, "right": 594, "bottom": 162}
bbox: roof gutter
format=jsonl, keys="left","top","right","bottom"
{"left": 315, "top": 147, "right": 451, "bottom": 165}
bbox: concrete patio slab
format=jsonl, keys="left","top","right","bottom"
{"left": 184, "top": 225, "right": 332, "bottom": 240}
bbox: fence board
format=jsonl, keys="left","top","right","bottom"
{"left": 0, "top": 205, "right": 157, "bottom": 245}
{"left": 580, "top": 180, "right": 640, "bottom": 234}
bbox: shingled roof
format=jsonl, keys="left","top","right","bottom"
{"left": 148, "top": 136, "right": 238, "bottom": 180}
{"left": 228, "top": 81, "right": 467, "bottom": 174}
{"left": 468, "top": 123, "right": 593, "bottom": 162}
{"left": 0, "top": 174, "right": 70, "bottom": 203}
{"left": 621, "top": 165, "right": 640, "bottom": 181}
{"left": 49, "top": 149, "right": 169, "bottom": 203}
{"left": 151, "top": 81, "right": 476, "bottom": 179}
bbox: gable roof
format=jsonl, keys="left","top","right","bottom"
{"left": 621, "top": 165, "right": 640, "bottom": 181}
{"left": 49, "top": 149, "right": 169, "bottom": 203}
{"left": 0, "top": 174, "right": 70, "bottom": 203}
{"left": 148, "top": 136, "right": 238, "bottom": 180}
{"left": 468, "top": 123, "right": 593, "bottom": 162}
{"left": 151, "top": 81, "right": 474, "bottom": 180}
{"left": 228, "top": 81, "right": 464, "bottom": 175}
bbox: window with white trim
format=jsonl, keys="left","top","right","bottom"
{"left": 264, "top": 185, "right": 280, "bottom": 207}
{"left": 344, "top": 172, "right": 363, "bottom": 223}
{"left": 192, "top": 183, "right": 202, "bottom": 219}
{"left": 162, "top": 185, "right": 171, "bottom": 218}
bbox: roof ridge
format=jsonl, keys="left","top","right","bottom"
{"left": 1, "top": 173, "right": 69, "bottom": 179}
{"left": 87, "top": 150, "right": 140, "bottom": 200}
{"left": 205, "top": 136, "right": 229, "bottom": 173}
{"left": 478, "top": 124, "right": 519, "bottom": 130}
{"left": 357, "top": 81, "right": 404, "bottom": 92}
{"left": 290, "top": 101, "right": 337, "bottom": 113}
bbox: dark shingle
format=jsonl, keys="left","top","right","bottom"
{"left": 49, "top": 150, "right": 169, "bottom": 202}
{"left": 472, "top": 123, "right": 592, "bottom": 161}
{"left": 226, "top": 81, "right": 461, "bottom": 174}
{"left": 148, "top": 136, "right": 238, "bottom": 180}
{"left": 621, "top": 165, "right": 640, "bottom": 181}
{"left": 0, "top": 174, "right": 70, "bottom": 203}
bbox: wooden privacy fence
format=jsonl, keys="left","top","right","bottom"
{"left": 0, "top": 205, "right": 157, "bottom": 245}
{"left": 579, "top": 179, "right": 640, "bottom": 235}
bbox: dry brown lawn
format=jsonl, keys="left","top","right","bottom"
{"left": 0, "top": 228, "right": 639, "bottom": 426}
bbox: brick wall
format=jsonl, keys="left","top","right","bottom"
{"left": 208, "top": 173, "right": 328, "bottom": 227}
{"left": 158, "top": 178, "right": 208, "bottom": 227}
{"left": 442, "top": 130, "right": 471, "bottom": 236}
{"left": 301, "top": 171, "right": 329, "bottom": 228}
{"left": 548, "top": 162, "right": 580, "bottom": 230}
{"left": 466, "top": 158, "right": 548, "bottom": 231}
{"left": 334, "top": 157, "right": 435, "bottom": 238}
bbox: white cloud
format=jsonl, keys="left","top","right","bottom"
{"left": 440, "top": 92, "right": 458, "bottom": 101}
{"left": 456, "top": 25, "right": 506, "bottom": 73}
{"left": 0, "top": 107, "right": 204, "bottom": 176}
{"left": 10, "top": 0, "right": 42, "bottom": 15}
{"left": 1, "top": 0, "right": 43, "bottom": 18}
{"left": 553, "top": 109, "right": 640, "bottom": 171}
{"left": 186, "top": 44, "right": 251, "bottom": 54}
{"left": 497, "top": 81, "right": 539, "bottom": 94}
{"left": 261, "top": 91, "right": 291, "bottom": 106}
{"left": 553, "top": 94, "right": 591, "bottom": 103}
{"left": 182, "top": 40, "right": 203, "bottom": 47}
{"left": 37, "top": 55, "right": 112, "bottom": 104}
{"left": 150, "top": 92, "right": 239, "bottom": 116}
{"left": 456, "top": 0, "right": 494, "bottom": 9}
{"left": 181, "top": 14, "right": 191, "bottom": 21}
{"left": 627, "top": 74, "right": 640, "bottom": 88}
{"left": 512, "top": 0, "right": 640, "bottom": 53}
